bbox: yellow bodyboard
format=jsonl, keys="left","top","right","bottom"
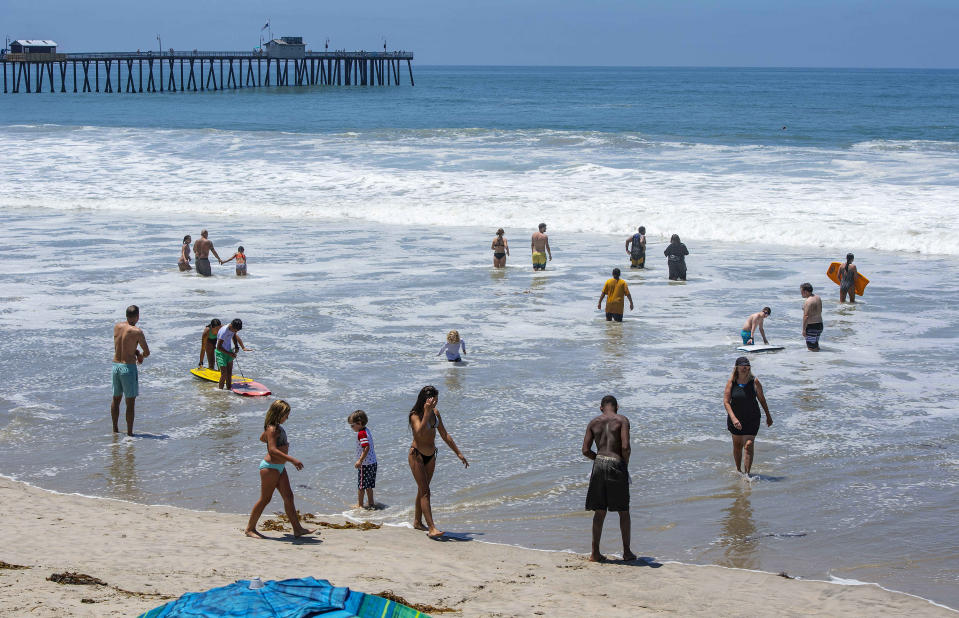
{"left": 190, "top": 367, "right": 252, "bottom": 383}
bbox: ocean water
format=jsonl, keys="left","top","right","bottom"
{"left": 1, "top": 66, "right": 958, "bottom": 607}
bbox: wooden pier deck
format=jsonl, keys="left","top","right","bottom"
{"left": 0, "top": 50, "right": 414, "bottom": 94}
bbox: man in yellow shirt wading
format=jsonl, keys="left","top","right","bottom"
{"left": 597, "top": 268, "right": 634, "bottom": 322}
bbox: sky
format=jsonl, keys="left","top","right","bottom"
{"left": 2, "top": 0, "right": 957, "bottom": 68}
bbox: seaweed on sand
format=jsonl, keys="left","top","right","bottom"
{"left": 376, "top": 590, "right": 457, "bottom": 613}
{"left": 47, "top": 572, "right": 108, "bottom": 586}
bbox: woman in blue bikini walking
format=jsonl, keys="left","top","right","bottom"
{"left": 245, "top": 400, "right": 314, "bottom": 538}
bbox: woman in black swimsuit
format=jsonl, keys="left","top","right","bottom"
{"left": 491, "top": 228, "right": 509, "bottom": 268}
{"left": 408, "top": 385, "right": 469, "bottom": 538}
{"left": 723, "top": 357, "right": 773, "bottom": 476}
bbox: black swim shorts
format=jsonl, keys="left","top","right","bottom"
{"left": 585, "top": 456, "right": 629, "bottom": 512}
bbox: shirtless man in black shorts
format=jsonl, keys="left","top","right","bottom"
{"left": 801, "top": 282, "right": 824, "bottom": 351}
{"left": 581, "top": 395, "right": 636, "bottom": 562}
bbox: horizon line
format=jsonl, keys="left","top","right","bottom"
{"left": 412, "top": 63, "right": 959, "bottom": 71}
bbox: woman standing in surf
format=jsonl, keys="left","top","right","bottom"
{"left": 178, "top": 235, "right": 192, "bottom": 271}
{"left": 491, "top": 228, "right": 509, "bottom": 267}
{"left": 723, "top": 357, "right": 773, "bottom": 476}
{"left": 408, "top": 385, "right": 469, "bottom": 538}
{"left": 197, "top": 319, "right": 221, "bottom": 369}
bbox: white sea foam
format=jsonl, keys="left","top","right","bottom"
{"left": 1, "top": 125, "right": 958, "bottom": 254}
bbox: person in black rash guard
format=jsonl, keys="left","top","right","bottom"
{"left": 723, "top": 357, "right": 773, "bottom": 476}
{"left": 663, "top": 234, "right": 689, "bottom": 280}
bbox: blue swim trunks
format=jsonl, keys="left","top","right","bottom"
{"left": 741, "top": 330, "right": 752, "bottom": 345}
{"left": 111, "top": 363, "right": 138, "bottom": 398}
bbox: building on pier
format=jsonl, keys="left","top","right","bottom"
{"left": 10, "top": 40, "right": 58, "bottom": 54}
{"left": 265, "top": 37, "right": 306, "bottom": 59}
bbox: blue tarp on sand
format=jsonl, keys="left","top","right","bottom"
{"left": 139, "top": 577, "right": 427, "bottom": 618}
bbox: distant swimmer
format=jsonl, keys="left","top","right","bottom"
{"left": 491, "top": 228, "right": 510, "bottom": 268}
{"left": 198, "top": 318, "right": 221, "bottom": 368}
{"left": 838, "top": 253, "right": 858, "bottom": 303}
{"left": 244, "top": 400, "right": 314, "bottom": 539}
{"left": 178, "top": 235, "right": 193, "bottom": 272}
{"left": 408, "top": 386, "right": 469, "bottom": 538}
{"left": 582, "top": 395, "right": 635, "bottom": 563}
{"left": 625, "top": 226, "right": 646, "bottom": 269}
{"left": 597, "top": 268, "right": 633, "bottom": 322}
{"left": 221, "top": 245, "right": 247, "bottom": 276}
{"left": 800, "top": 282, "right": 823, "bottom": 351}
{"left": 531, "top": 223, "right": 552, "bottom": 271}
{"left": 192, "top": 229, "right": 222, "bottom": 277}
{"left": 741, "top": 307, "right": 771, "bottom": 345}
{"left": 216, "top": 318, "right": 251, "bottom": 389}
{"left": 723, "top": 357, "right": 772, "bottom": 476}
{"left": 437, "top": 330, "right": 466, "bottom": 362}
{"left": 111, "top": 305, "right": 150, "bottom": 436}
{"left": 663, "top": 234, "right": 689, "bottom": 281}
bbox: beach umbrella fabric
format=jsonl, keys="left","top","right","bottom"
{"left": 139, "top": 576, "right": 427, "bottom": 618}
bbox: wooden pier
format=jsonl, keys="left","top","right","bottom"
{"left": 0, "top": 50, "right": 414, "bottom": 94}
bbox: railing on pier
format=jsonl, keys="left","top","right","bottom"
{"left": 0, "top": 49, "right": 414, "bottom": 94}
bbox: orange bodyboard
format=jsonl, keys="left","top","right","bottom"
{"left": 826, "top": 262, "right": 869, "bottom": 296}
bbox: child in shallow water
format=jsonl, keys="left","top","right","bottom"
{"left": 437, "top": 330, "right": 466, "bottom": 362}
{"left": 348, "top": 409, "right": 378, "bottom": 509}
{"left": 221, "top": 246, "right": 247, "bottom": 276}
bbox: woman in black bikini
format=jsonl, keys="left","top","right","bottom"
{"left": 491, "top": 228, "right": 509, "bottom": 268}
{"left": 408, "top": 385, "right": 469, "bottom": 538}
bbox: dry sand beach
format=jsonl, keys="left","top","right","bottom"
{"left": 0, "top": 477, "right": 952, "bottom": 617}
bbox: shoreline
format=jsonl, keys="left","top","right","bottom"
{"left": 1, "top": 476, "right": 953, "bottom": 616}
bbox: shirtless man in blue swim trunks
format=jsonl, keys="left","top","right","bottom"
{"left": 111, "top": 305, "right": 150, "bottom": 436}
{"left": 741, "top": 307, "right": 771, "bottom": 345}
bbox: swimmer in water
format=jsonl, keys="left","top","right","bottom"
{"left": 221, "top": 246, "right": 247, "bottom": 276}
{"left": 491, "top": 229, "right": 509, "bottom": 268}
{"left": 800, "top": 282, "right": 823, "bottom": 351}
{"left": 838, "top": 253, "right": 858, "bottom": 303}
{"left": 198, "top": 318, "right": 221, "bottom": 368}
{"left": 178, "top": 235, "right": 192, "bottom": 271}
{"left": 531, "top": 223, "right": 552, "bottom": 271}
{"left": 741, "top": 307, "right": 771, "bottom": 345}
{"left": 437, "top": 330, "right": 466, "bottom": 362}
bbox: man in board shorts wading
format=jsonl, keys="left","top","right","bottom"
{"left": 193, "top": 229, "right": 223, "bottom": 277}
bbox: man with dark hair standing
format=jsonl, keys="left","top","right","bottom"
{"left": 582, "top": 395, "right": 635, "bottom": 563}
{"left": 800, "top": 283, "right": 823, "bottom": 351}
{"left": 111, "top": 305, "right": 150, "bottom": 436}
{"left": 531, "top": 223, "right": 552, "bottom": 271}
{"left": 597, "top": 268, "right": 633, "bottom": 322}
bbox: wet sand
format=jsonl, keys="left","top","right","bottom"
{"left": 0, "top": 477, "right": 951, "bottom": 617}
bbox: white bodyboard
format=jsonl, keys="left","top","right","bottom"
{"left": 737, "top": 344, "right": 785, "bottom": 353}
